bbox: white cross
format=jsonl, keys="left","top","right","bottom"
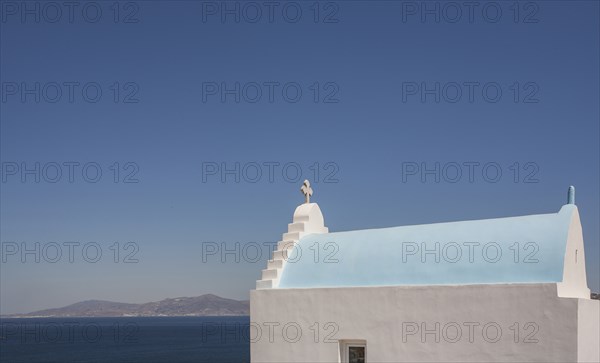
{"left": 300, "top": 180, "right": 313, "bottom": 204}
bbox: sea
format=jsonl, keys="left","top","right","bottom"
{"left": 0, "top": 316, "right": 250, "bottom": 363}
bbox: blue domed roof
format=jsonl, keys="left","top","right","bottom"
{"left": 278, "top": 205, "right": 576, "bottom": 288}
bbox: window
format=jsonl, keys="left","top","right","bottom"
{"left": 340, "top": 340, "right": 366, "bottom": 363}
{"left": 348, "top": 346, "right": 366, "bottom": 363}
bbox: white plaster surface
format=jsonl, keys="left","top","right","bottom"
{"left": 577, "top": 298, "right": 600, "bottom": 362}
{"left": 251, "top": 283, "right": 599, "bottom": 362}
{"left": 558, "top": 207, "right": 591, "bottom": 298}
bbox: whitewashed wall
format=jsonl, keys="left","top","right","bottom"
{"left": 251, "top": 283, "right": 599, "bottom": 362}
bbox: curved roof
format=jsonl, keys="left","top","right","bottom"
{"left": 278, "top": 205, "right": 576, "bottom": 288}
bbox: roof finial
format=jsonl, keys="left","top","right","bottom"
{"left": 300, "top": 180, "right": 313, "bottom": 204}
{"left": 567, "top": 186, "right": 575, "bottom": 205}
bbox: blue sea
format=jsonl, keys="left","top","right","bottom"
{"left": 0, "top": 316, "right": 250, "bottom": 363}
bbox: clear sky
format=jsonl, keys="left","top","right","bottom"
{"left": 1, "top": 0, "right": 598, "bottom": 315}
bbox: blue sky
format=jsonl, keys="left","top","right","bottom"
{"left": 1, "top": 0, "right": 598, "bottom": 314}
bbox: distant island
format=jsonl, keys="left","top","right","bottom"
{"left": 3, "top": 294, "right": 249, "bottom": 318}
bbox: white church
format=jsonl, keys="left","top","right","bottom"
{"left": 251, "top": 182, "right": 599, "bottom": 362}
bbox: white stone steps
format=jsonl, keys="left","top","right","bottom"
{"left": 261, "top": 268, "right": 279, "bottom": 280}
{"left": 282, "top": 231, "right": 302, "bottom": 241}
{"left": 287, "top": 222, "right": 305, "bottom": 233}
{"left": 255, "top": 202, "right": 328, "bottom": 290}
{"left": 294, "top": 214, "right": 310, "bottom": 222}
{"left": 272, "top": 249, "right": 289, "bottom": 261}
{"left": 256, "top": 279, "right": 273, "bottom": 289}
{"left": 277, "top": 240, "right": 296, "bottom": 251}
{"left": 268, "top": 259, "right": 283, "bottom": 269}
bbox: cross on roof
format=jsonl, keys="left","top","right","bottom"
{"left": 300, "top": 180, "right": 313, "bottom": 204}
